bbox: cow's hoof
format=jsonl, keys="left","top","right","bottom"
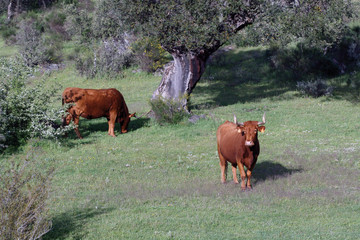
{"left": 247, "top": 187, "right": 253, "bottom": 191}
{"left": 241, "top": 187, "right": 246, "bottom": 191}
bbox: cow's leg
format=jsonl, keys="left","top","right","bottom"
{"left": 108, "top": 113, "right": 117, "bottom": 137}
{"left": 246, "top": 160, "right": 256, "bottom": 190}
{"left": 217, "top": 145, "right": 228, "bottom": 183}
{"left": 73, "top": 116, "right": 83, "bottom": 139}
{"left": 246, "top": 169, "right": 253, "bottom": 190}
{"left": 107, "top": 118, "right": 112, "bottom": 135}
{"left": 237, "top": 161, "right": 247, "bottom": 190}
{"left": 231, "top": 163, "right": 239, "bottom": 184}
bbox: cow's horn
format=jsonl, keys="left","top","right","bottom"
{"left": 258, "top": 112, "right": 266, "bottom": 125}
{"left": 234, "top": 114, "right": 244, "bottom": 126}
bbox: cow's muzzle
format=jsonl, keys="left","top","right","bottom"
{"left": 245, "top": 141, "right": 254, "bottom": 147}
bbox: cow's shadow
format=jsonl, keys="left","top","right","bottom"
{"left": 251, "top": 161, "right": 302, "bottom": 184}
{"left": 66, "top": 117, "right": 150, "bottom": 139}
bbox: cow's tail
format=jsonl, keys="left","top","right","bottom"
{"left": 134, "top": 110, "right": 151, "bottom": 119}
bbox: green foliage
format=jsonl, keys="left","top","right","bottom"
{"left": 92, "top": 0, "right": 125, "bottom": 39}
{"left": 0, "top": 57, "right": 71, "bottom": 152}
{"left": 63, "top": 4, "right": 94, "bottom": 44}
{"left": 235, "top": 0, "right": 353, "bottom": 50}
{"left": 150, "top": 96, "right": 189, "bottom": 124}
{"left": 268, "top": 44, "right": 340, "bottom": 80}
{"left": 296, "top": 79, "right": 334, "bottom": 97}
{"left": 118, "top": 0, "right": 260, "bottom": 53}
{"left": 131, "top": 37, "right": 168, "bottom": 73}
{"left": 0, "top": 156, "right": 53, "bottom": 240}
{"left": 74, "top": 39, "right": 134, "bottom": 78}
{"left": 16, "top": 19, "right": 62, "bottom": 66}
{"left": 0, "top": 14, "right": 17, "bottom": 43}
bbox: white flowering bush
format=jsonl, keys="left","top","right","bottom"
{"left": 0, "top": 57, "right": 71, "bottom": 152}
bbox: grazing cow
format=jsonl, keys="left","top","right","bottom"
{"left": 62, "top": 87, "right": 135, "bottom": 139}
{"left": 216, "top": 113, "right": 266, "bottom": 190}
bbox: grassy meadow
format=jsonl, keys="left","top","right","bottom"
{"left": 2, "top": 46, "right": 360, "bottom": 239}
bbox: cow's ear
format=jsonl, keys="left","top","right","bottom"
{"left": 258, "top": 126, "right": 265, "bottom": 133}
{"left": 237, "top": 126, "right": 244, "bottom": 134}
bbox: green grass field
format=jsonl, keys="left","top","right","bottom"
{"left": 2, "top": 45, "right": 360, "bottom": 239}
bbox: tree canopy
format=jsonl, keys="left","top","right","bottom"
{"left": 117, "top": 0, "right": 261, "bottom": 55}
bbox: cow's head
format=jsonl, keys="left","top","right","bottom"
{"left": 234, "top": 113, "right": 266, "bottom": 147}
{"left": 120, "top": 112, "right": 136, "bottom": 133}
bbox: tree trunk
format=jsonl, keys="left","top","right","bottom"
{"left": 7, "top": 0, "right": 16, "bottom": 20}
{"left": 152, "top": 51, "right": 208, "bottom": 110}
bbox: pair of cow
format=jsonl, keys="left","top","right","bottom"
{"left": 62, "top": 87, "right": 266, "bottom": 190}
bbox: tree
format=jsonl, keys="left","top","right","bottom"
{"left": 6, "top": 0, "right": 53, "bottom": 20}
{"left": 119, "top": 0, "right": 261, "bottom": 110}
{"left": 103, "top": 0, "right": 353, "bottom": 110}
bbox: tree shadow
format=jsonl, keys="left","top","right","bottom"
{"left": 43, "top": 207, "right": 114, "bottom": 240}
{"left": 191, "top": 48, "right": 295, "bottom": 109}
{"left": 252, "top": 161, "right": 302, "bottom": 184}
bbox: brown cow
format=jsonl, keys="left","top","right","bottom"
{"left": 216, "top": 113, "right": 266, "bottom": 190}
{"left": 62, "top": 87, "right": 135, "bottom": 139}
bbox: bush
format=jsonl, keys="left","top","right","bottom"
{"left": 296, "top": 79, "right": 334, "bottom": 98}
{"left": 150, "top": 97, "right": 189, "bottom": 125}
{"left": 17, "top": 19, "right": 62, "bottom": 66}
{"left": 268, "top": 43, "right": 341, "bottom": 80}
{"left": 0, "top": 156, "right": 53, "bottom": 240}
{"left": 75, "top": 38, "right": 134, "bottom": 78}
{"left": 93, "top": 0, "right": 124, "bottom": 39}
{"left": 0, "top": 57, "right": 71, "bottom": 152}
{"left": 131, "top": 37, "right": 168, "bottom": 73}
{"left": 64, "top": 5, "right": 93, "bottom": 44}
{"left": 16, "top": 20, "right": 45, "bottom": 66}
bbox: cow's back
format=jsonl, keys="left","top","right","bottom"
{"left": 62, "top": 88, "right": 126, "bottom": 119}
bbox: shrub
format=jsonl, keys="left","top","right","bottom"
{"left": 0, "top": 57, "right": 71, "bottom": 152}
{"left": 268, "top": 43, "right": 341, "bottom": 80}
{"left": 131, "top": 37, "right": 168, "bottom": 73}
{"left": 149, "top": 96, "right": 189, "bottom": 125}
{"left": 93, "top": 0, "right": 124, "bottom": 39}
{"left": 75, "top": 38, "right": 134, "bottom": 78}
{"left": 64, "top": 5, "right": 93, "bottom": 44}
{"left": 95, "top": 38, "right": 134, "bottom": 77}
{"left": 296, "top": 79, "right": 334, "bottom": 98}
{"left": 0, "top": 156, "right": 53, "bottom": 240}
{"left": 17, "top": 19, "right": 62, "bottom": 66}
{"left": 16, "top": 20, "right": 45, "bottom": 66}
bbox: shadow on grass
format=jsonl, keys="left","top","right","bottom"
{"left": 191, "top": 48, "right": 294, "bottom": 109}
{"left": 252, "top": 161, "right": 302, "bottom": 184}
{"left": 43, "top": 207, "right": 114, "bottom": 240}
{"left": 192, "top": 47, "right": 360, "bottom": 109}
{"left": 62, "top": 117, "right": 150, "bottom": 140}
